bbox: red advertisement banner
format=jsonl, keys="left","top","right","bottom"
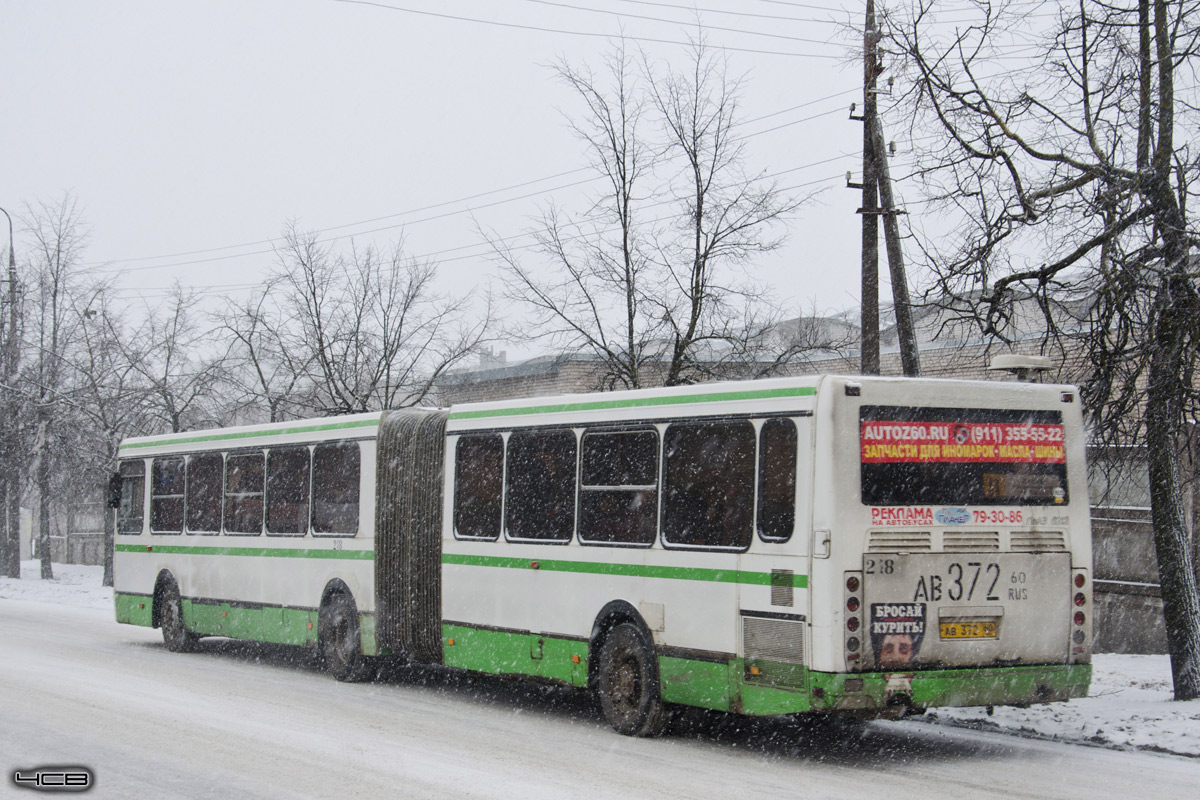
{"left": 860, "top": 421, "right": 1066, "bottom": 464}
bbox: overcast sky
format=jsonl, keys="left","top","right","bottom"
{"left": 1, "top": 0, "right": 876, "bottom": 355}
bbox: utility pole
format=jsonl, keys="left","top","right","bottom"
{"left": 854, "top": 0, "right": 881, "bottom": 376}
{"left": 872, "top": 113, "right": 921, "bottom": 376}
{"left": 1, "top": 207, "right": 20, "bottom": 578}
{"left": 852, "top": 0, "right": 921, "bottom": 377}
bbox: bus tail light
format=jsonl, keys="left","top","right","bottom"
{"left": 1070, "top": 568, "right": 1090, "bottom": 661}
{"left": 844, "top": 570, "right": 864, "bottom": 671}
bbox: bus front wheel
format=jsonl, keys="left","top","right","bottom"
{"left": 597, "top": 623, "right": 668, "bottom": 737}
{"left": 159, "top": 581, "right": 197, "bottom": 653}
{"left": 319, "top": 593, "right": 372, "bottom": 683}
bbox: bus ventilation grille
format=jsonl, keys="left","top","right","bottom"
{"left": 867, "top": 530, "right": 932, "bottom": 552}
{"left": 1010, "top": 530, "right": 1067, "bottom": 552}
{"left": 743, "top": 616, "right": 806, "bottom": 687}
{"left": 770, "top": 570, "right": 794, "bottom": 607}
{"left": 943, "top": 530, "right": 1000, "bottom": 551}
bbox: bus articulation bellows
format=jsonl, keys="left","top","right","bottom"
{"left": 111, "top": 375, "right": 1092, "bottom": 735}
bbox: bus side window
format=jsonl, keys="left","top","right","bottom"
{"left": 579, "top": 430, "right": 658, "bottom": 547}
{"left": 267, "top": 446, "right": 311, "bottom": 536}
{"left": 150, "top": 457, "right": 185, "bottom": 534}
{"left": 454, "top": 434, "right": 504, "bottom": 540}
{"left": 661, "top": 421, "right": 755, "bottom": 550}
{"left": 225, "top": 451, "right": 264, "bottom": 535}
{"left": 116, "top": 460, "right": 145, "bottom": 535}
{"left": 506, "top": 429, "right": 577, "bottom": 543}
{"left": 757, "top": 419, "right": 797, "bottom": 543}
{"left": 185, "top": 452, "right": 223, "bottom": 534}
{"left": 312, "top": 442, "right": 360, "bottom": 535}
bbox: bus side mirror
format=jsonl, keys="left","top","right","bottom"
{"left": 106, "top": 473, "right": 122, "bottom": 509}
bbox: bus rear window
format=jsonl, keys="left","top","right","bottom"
{"left": 860, "top": 406, "right": 1068, "bottom": 506}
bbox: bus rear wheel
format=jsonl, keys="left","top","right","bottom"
{"left": 320, "top": 593, "right": 372, "bottom": 683}
{"left": 159, "top": 582, "right": 197, "bottom": 653}
{"left": 597, "top": 623, "right": 668, "bottom": 737}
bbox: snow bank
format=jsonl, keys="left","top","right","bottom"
{"left": 3, "top": 561, "right": 1197, "bottom": 757}
{"left": 919, "top": 654, "right": 1200, "bottom": 757}
{"left": 0, "top": 561, "right": 113, "bottom": 610}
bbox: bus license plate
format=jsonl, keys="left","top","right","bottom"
{"left": 939, "top": 620, "right": 998, "bottom": 640}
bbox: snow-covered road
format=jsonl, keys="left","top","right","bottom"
{"left": 2, "top": 595, "right": 1198, "bottom": 799}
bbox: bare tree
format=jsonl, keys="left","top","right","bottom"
{"left": 272, "top": 225, "right": 489, "bottom": 413}
{"left": 70, "top": 286, "right": 151, "bottom": 585}
{"left": 126, "top": 285, "right": 229, "bottom": 434}
{"left": 23, "top": 194, "right": 90, "bottom": 579}
{"left": 491, "top": 40, "right": 808, "bottom": 389}
{"left": 647, "top": 40, "right": 802, "bottom": 385}
{"left": 886, "top": 0, "right": 1200, "bottom": 698}
{"left": 218, "top": 277, "right": 315, "bottom": 423}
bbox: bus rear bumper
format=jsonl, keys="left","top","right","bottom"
{"left": 808, "top": 663, "right": 1092, "bottom": 717}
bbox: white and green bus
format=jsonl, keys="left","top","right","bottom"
{"left": 112, "top": 375, "right": 1092, "bottom": 735}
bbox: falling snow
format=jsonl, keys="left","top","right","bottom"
{"left": 4, "top": 561, "right": 1197, "bottom": 760}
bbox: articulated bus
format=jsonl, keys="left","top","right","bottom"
{"left": 111, "top": 375, "right": 1092, "bottom": 735}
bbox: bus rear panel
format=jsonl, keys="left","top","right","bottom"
{"left": 809, "top": 378, "right": 1091, "bottom": 717}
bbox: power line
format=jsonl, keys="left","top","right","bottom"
{"left": 753, "top": 0, "right": 851, "bottom": 12}
{"left": 518, "top": 0, "right": 843, "bottom": 45}
{"left": 331, "top": 0, "right": 844, "bottom": 58}
{"left": 113, "top": 153, "right": 859, "bottom": 300}
{"left": 611, "top": 0, "right": 846, "bottom": 26}
{"left": 91, "top": 174, "right": 604, "bottom": 275}
{"left": 92, "top": 90, "right": 858, "bottom": 274}
{"left": 84, "top": 167, "right": 594, "bottom": 267}
{"left": 101, "top": 142, "right": 854, "bottom": 277}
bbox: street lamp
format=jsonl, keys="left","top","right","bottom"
{"left": 0, "top": 208, "right": 12, "bottom": 269}
{"left": 0, "top": 207, "right": 18, "bottom": 577}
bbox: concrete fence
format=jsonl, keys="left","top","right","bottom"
{"left": 1091, "top": 506, "right": 1167, "bottom": 654}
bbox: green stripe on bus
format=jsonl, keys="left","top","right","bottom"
{"left": 118, "top": 417, "right": 381, "bottom": 452}
{"left": 447, "top": 385, "right": 818, "bottom": 420}
{"left": 114, "top": 543, "right": 373, "bottom": 560}
{"left": 441, "top": 552, "right": 808, "bottom": 588}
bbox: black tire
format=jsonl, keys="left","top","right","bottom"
{"left": 159, "top": 581, "right": 197, "bottom": 653}
{"left": 597, "top": 622, "right": 669, "bottom": 737}
{"left": 320, "top": 593, "right": 372, "bottom": 683}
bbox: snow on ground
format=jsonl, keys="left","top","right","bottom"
{"left": 1, "top": 560, "right": 114, "bottom": 610}
{"left": 3, "top": 560, "right": 1198, "bottom": 758}
{"left": 920, "top": 655, "right": 1200, "bottom": 757}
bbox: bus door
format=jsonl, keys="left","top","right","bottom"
{"left": 737, "top": 416, "right": 812, "bottom": 694}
